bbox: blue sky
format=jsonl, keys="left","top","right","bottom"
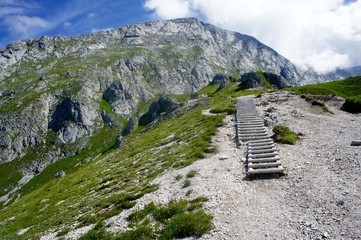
{"left": 0, "top": 0, "right": 360, "bottom": 73}
{"left": 0, "top": 0, "right": 151, "bottom": 48}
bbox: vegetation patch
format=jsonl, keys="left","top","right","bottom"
{"left": 123, "top": 198, "right": 212, "bottom": 239}
{"left": 186, "top": 170, "right": 197, "bottom": 178}
{"left": 256, "top": 71, "right": 273, "bottom": 89}
{"left": 0, "top": 99, "right": 222, "bottom": 239}
{"left": 272, "top": 125, "right": 299, "bottom": 145}
{"left": 174, "top": 174, "right": 183, "bottom": 181}
{"left": 290, "top": 76, "right": 361, "bottom": 113}
{"left": 300, "top": 94, "right": 333, "bottom": 113}
{"left": 182, "top": 179, "right": 191, "bottom": 188}
{"left": 0, "top": 78, "right": 258, "bottom": 238}
{"left": 209, "top": 107, "right": 236, "bottom": 115}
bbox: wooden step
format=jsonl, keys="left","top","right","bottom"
{"left": 236, "top": 96, "right": 284, "bottom": 178}
{"left": 248, "top": 145, "right": 276, "bottom": 150}
{"left": 247, "top": 166, "right": 284, "bottom": 175}
{"left": 248, "top": 152, "right": 278, "bottom": 158}
{"left": 248, "top": 148, "right": 277, "bottom": 154}
{"left": 248, "top": 161, "right": 282, "bottom": 168}
{"left": 247, "top": 156, "right": 281, "bottom": 163}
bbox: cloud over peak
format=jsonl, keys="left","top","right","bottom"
{"left": 144, "top": 0, "right": 193, "bottom": 19}
{"left": 144, "top": 0, "right": 361, "bottom": 73}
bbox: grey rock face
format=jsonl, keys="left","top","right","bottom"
{"left": 0, "top": 131, "right": 11, "bottom": 148}
{"left": 240, "top": 72, "right": 290, "bottom": 89}
{"left": 101, "top": 111, "right": 123, "bottom": 128}
{"left": 139, "top": 96, "right": 178, "bottom": 126}
{"left": 122, "top": 117, "right": 137, "bottom": 136}
{"left": 114, "top": 135, "right": 123, "bottom": 149}
{"left": 324, "top": 66, "right": 361, "bottom": 82}
{"left": 48, "top": 97, "right": 96, "bottom": 143}
{"left": 0, "top": 41, "right": 28, "bottom": 69}
{"left": 211, "top": 73, "right": 228, "bottom": 90}
{"left": 103, "top": 82, "right": 131, "bottom": 102}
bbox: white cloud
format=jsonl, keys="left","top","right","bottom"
{"left": 90, "top": 27, "right": 113, "bottom": 33}
{"left": 0, "top": 6, "right": 23, "bottom": 17}
{"left": 144, "top": 0, "right": 361, "bottom": 73}
{"left": 5, "top": 15, "right": 50, "bottom": 36}
{"left": 0, "top": 0, "right": 107, "bottom": 44}
{"left": 144, "top": 0, "right": 193, "bottom": 19}
{"left": 87, "top": 12, "right": 96, "bottom": 18}
{"left": 63, "top": 21, "right": 72, "bottom": 27}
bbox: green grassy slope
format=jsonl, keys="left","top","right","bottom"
{"left": 289, "top": 76, "right": 361, "bottom": 112}
{"left": 0, "top": 38, "right": 242, "bottom": 198}
{"left": 291, "top": 77, "right": 361, "bottom": 98}
{"left": 290, "top": 76, "right": 361, "bottom": 98}
{"left": 0, "top": 81, "right": 258, "bottom": 239}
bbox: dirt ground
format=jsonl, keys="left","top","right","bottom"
{"left": 104, "top": 91, "right": 361, "bottom": 240}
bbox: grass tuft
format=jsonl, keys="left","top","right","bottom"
{"left": 123, "top": 198, "right": 211, "bottom": 239}
{"left": 186, "top": 170, "right": 197, "bottom": 178}
{"left": 300, "top": 94, "right": 333, "bottom": 113}
{"left": 272, "top": 125, "right": 299, "bottom": 145}
{"left": 174, "top": 174, "right": 183, "bottom": 181}
{"left": 79, "top": 223, "right": 114, "bottom": 240}
{"left": 289, "top": 76, "right": 361, "bottom": 113}
{"left": 160, "top": 210, "right": 212, "bottom": 239}
{"left": 185, "top": 189, "right": 193, "bottom": 196}
{"left": 182, "top": 179, "right": 191, "bottom": 188}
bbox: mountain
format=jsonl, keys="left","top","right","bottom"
{"left": 325, "top": 65, "right": 361, "bottom": 80}
{"left": 0, "top": 17, "right": 356, "bottom": 205}
{"left": 0, "top": 17, "right": 360, "bottom": 239}
{"left": 0, "top": 18, "right": 302, "bottom": 167}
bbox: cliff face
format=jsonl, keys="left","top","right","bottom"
{"left": 0, "top": 18, "right": 325, "bottom": 197}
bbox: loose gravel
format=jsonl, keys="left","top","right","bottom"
{"left": 98, "top": 91, "right": 361, "bottom": 239}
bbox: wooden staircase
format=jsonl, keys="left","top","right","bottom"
{"left": 236, "top": 96, "right": 284, "bottom": 178}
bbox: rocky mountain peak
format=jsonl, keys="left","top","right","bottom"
{"left": 0, "top": 17, "right": 355, "bottom": 200}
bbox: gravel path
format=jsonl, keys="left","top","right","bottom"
{"left": 105, "top": 91, "right": 361, "bottom": 240}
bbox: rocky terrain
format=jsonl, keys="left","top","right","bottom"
{"left": 85, "top": 91, "right": 360, "bottom": 240}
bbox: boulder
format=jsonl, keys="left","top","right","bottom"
{"left": 211, "top": 73, "right": 228, "bottom": 90}
{"left": 54, "top": 171, "right": 66, "bottom": 178}
{"left": 139, "top": 96, "right": 178, "bottom": 126}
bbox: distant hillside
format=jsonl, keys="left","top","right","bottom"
{"left": 325, "top": 66, "right": 361, "bottom": 80}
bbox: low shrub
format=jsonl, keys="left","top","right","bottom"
{"left": 186, "top": 170, "right": 197, "bottom": 178}
{"left": 185, "top": 189, "right": 193, "bottom": 196}
{"left": 122, "top": 198, "right": 211, "bottom": 239}
{"left": 273, "top": 125, "right": 299, "bottom": 145}
{"left": 117, "top": 224, "right": 155, "bottom": 240}
{"left": 209, "top": 107, "right": 236, "bottom": 115}
{"left": 160, "top": 210, "right": 212, "bottom": 239}
{"left": 301, "top": 94, "right": 333, "bottom": 113}
{"left": 79, "top": 223, "right": 114, "bottom": 240}
{"left": 182, "top": 179, "right": 191, "bottom": 188}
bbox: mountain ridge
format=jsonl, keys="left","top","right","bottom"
{"left": 0, "top": 17, "right": 359, "bottom": 207}
{"left": 0, "top": 17, "right": 304, "bottom": 165}
{"left": 0, "top": 18, "right": 360, "bottom": 238}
